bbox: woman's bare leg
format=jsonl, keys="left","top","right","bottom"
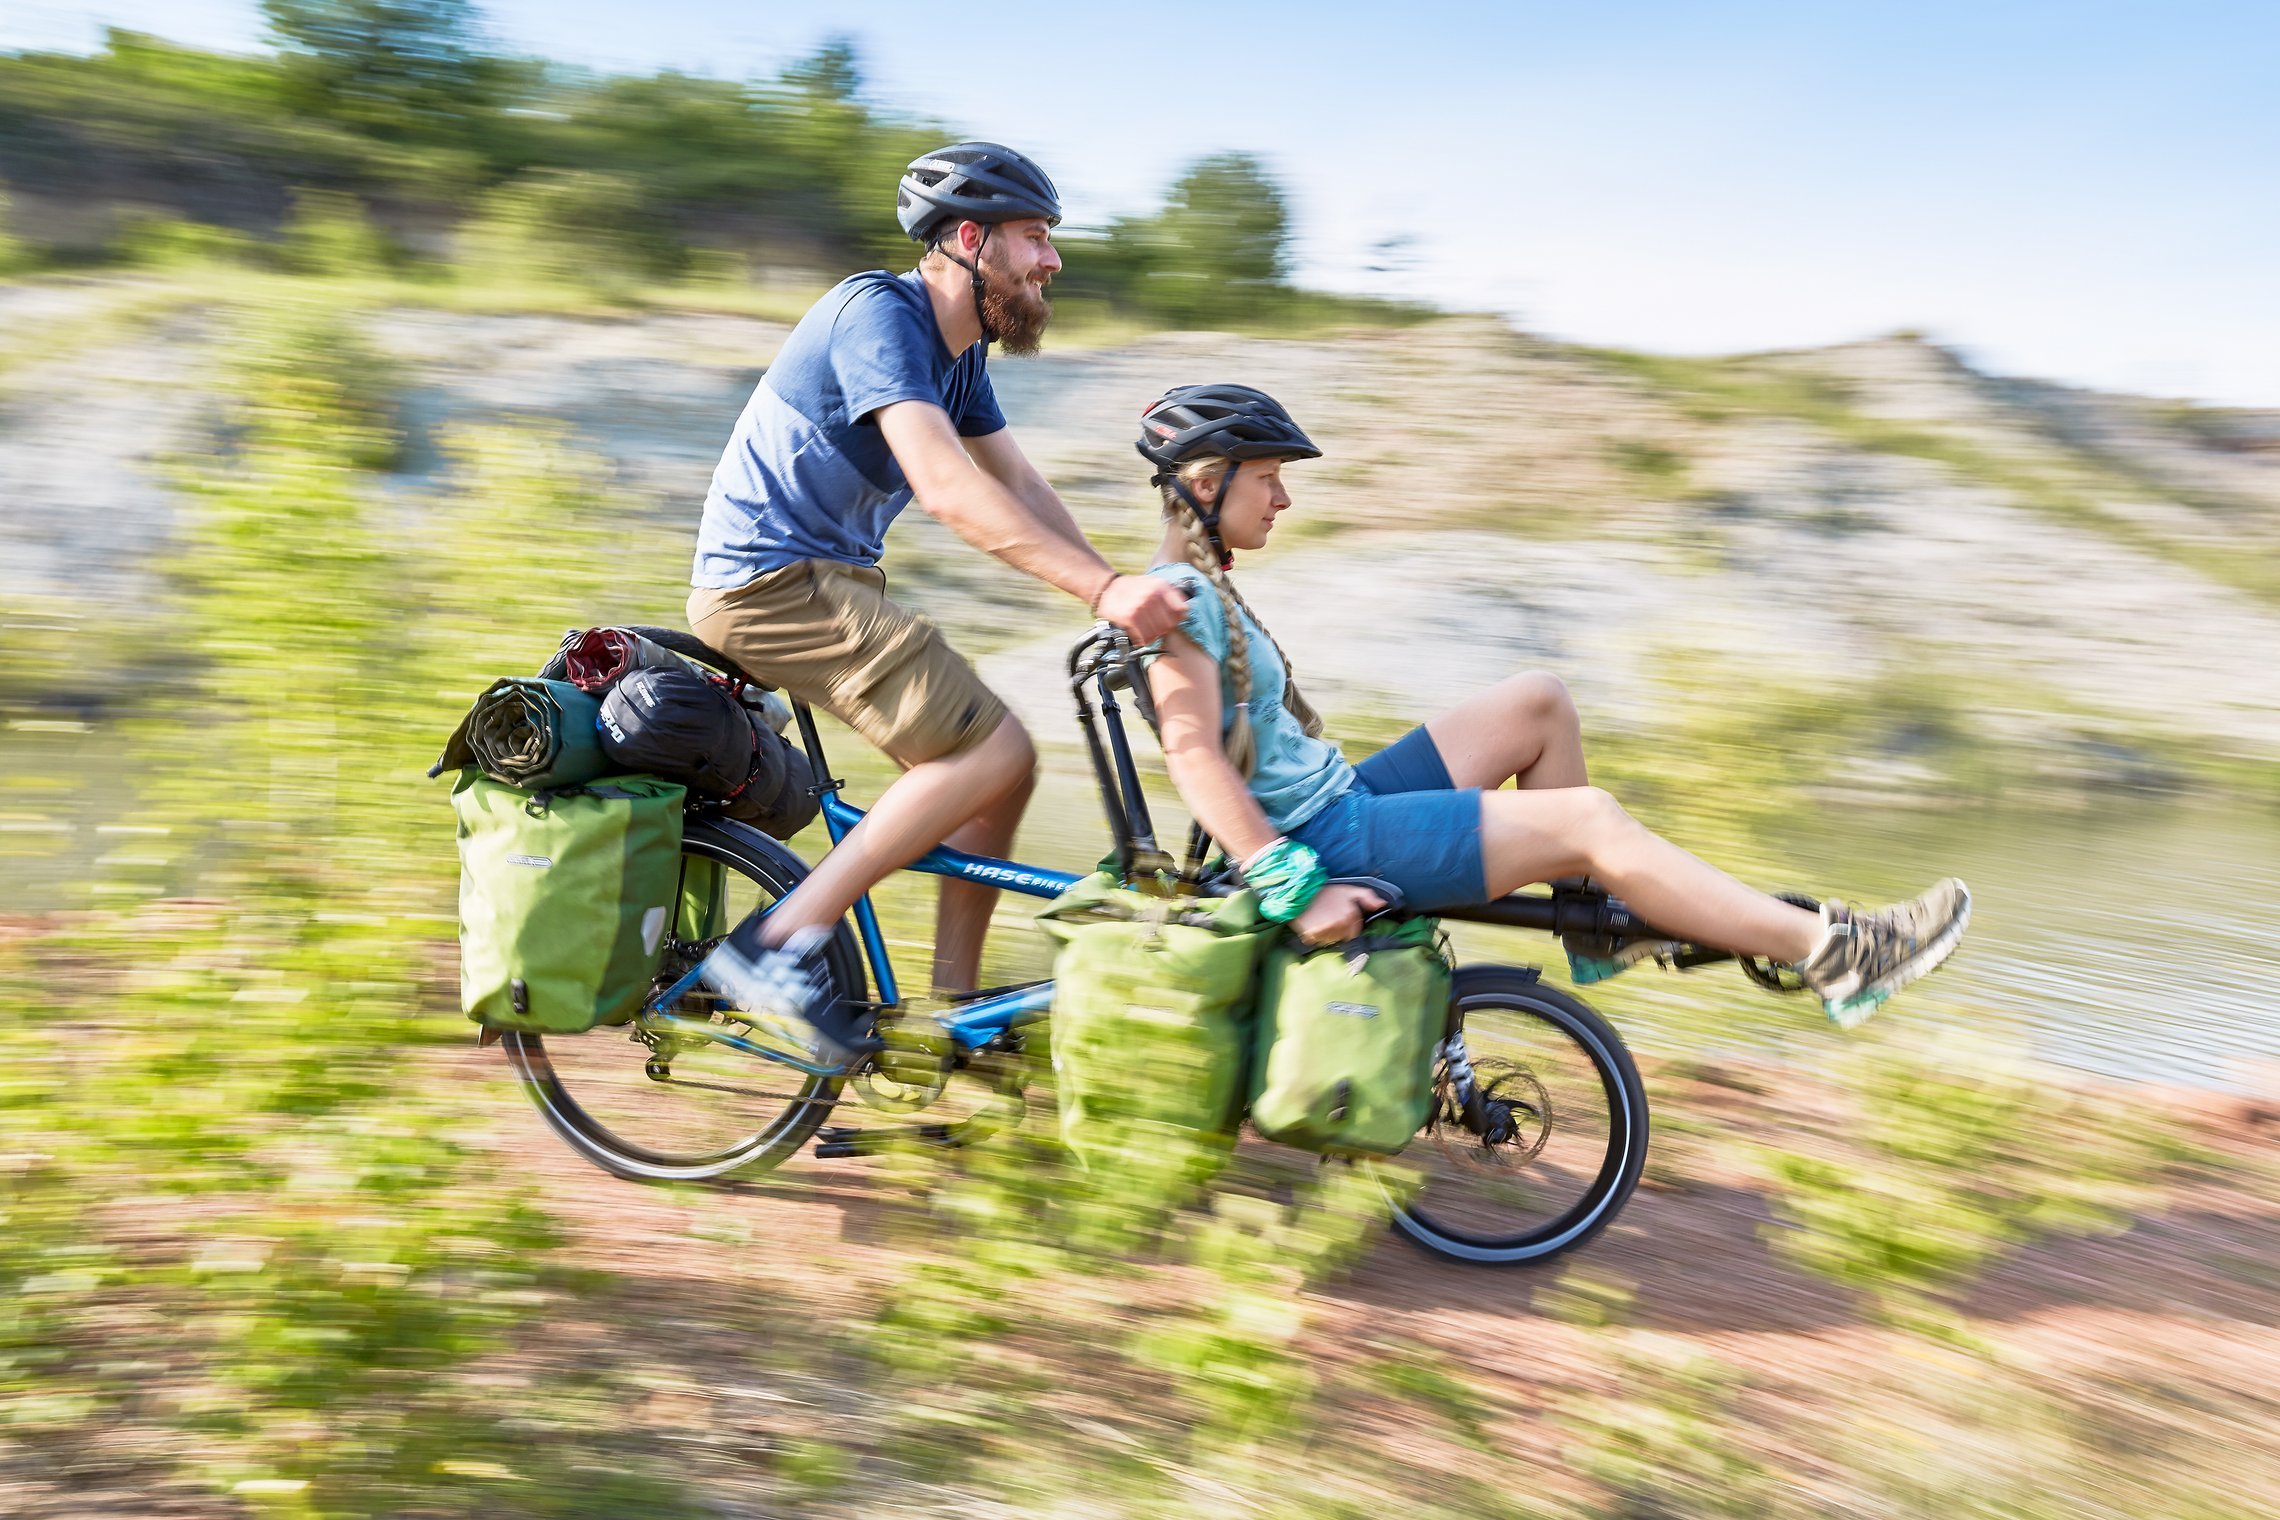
{"left": 1478, "top": 786, "right": 1821, "bottom": 962}
{"left": 1425, "top": 672, "right": 1588, "bottom": 791}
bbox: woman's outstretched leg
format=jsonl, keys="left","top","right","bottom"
{"left": 1476, "top": 785, "right": 1971, "bottom": 1023}
{"left": 1478, "top": 786, "right": 1819, "bottom": 961}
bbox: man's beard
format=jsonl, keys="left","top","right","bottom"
{"left": 978, "top": 245, "right": 1051, "bottom": 355}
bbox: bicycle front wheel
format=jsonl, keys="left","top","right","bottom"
{"left": 502, "top": 817, "right": 862, "bottom": 1183}
{"left": 1388, "top": 967, "right": 1648, "bottom": 1266}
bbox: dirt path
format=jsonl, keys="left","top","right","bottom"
{"left": 451, "top": 1042, "right": 2280, "bottom": 1518}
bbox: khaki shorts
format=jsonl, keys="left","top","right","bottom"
{"left": 687, "top": 560, "right": 1008, "bottom": 764}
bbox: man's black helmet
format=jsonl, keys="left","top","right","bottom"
{"left": 1136, "top": 384, "right": 1322, "bottom": 475}
{"left": 898, "top": 142, "right": 1062, "bottom": 245}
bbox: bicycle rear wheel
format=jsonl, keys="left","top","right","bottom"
{"left": 502, "top": 817, "right": 862, "bottom": 1182}
{"left": 1388, "top": 967, "right": 1648, "bottom": 1266}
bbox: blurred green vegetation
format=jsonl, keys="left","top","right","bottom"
{"left": 0, "top": 12, "right": 1429, "bottom": 333}
{"left": 0, "top": 276, "right": 2267, "bottom": 1517}
{"left": 0, "top": 27, "right": 2272, "bottom": 1508}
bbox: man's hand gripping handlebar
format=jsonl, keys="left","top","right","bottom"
{"left": 1090, "top": 572, "right": 1189, "bottom": 646}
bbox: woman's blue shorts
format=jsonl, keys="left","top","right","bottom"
{"left": 1287, "top": 725, "right": 1488, "bottom": 912}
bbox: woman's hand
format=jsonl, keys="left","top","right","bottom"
{"left": 1291, "top": 883, "right": 1388, "bottom": 946}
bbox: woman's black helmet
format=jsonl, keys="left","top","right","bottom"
{"left": 898, "top": 142, "right": 1062, "bottom": 245}
{"left": 1136, "top": 384, "right": 1322, "bottom": 475}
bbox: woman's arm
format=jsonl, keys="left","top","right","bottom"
{"left": 1150, "top": 629, "right": 1386, "bottom": 943}
{"left": 1146, "top": 630, "right": 1281, "bottom": 862}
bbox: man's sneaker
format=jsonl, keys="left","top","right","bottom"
{"left": 1795, "top": 878, "right": 1972, "bottom": 1029}
{"left": 697, "top": 926, "right": 869, "bottom": 1067}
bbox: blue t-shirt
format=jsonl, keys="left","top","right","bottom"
{"left": 1146, "top": 563, "right": 1354, "bottom": 833}
{"left": 692, "top": 270, "right": 1007, "bottom": 588}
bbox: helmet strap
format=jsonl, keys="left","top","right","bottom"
{"left": 932, "top": 222, "right": 999, "bottom": 347}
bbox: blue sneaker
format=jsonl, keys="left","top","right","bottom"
{"left": 1795, "top": 879, "right": 1972, "bottom": 1029}
{"left": 697, "top": 926, "right": 866, "bottom": 1067}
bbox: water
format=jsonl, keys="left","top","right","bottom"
{"left": 1772, "top": 800, "right": 2280, "bottom": 1092}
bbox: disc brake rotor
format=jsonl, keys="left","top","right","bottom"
{"left": 1432, "top": 1059, "right": 1553, "bottom": 1171}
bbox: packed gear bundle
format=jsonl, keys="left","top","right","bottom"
{"left": 1038, "top": 872, "right": 1453, "bottom": 1169}
{"left": 438, "top": 625, "right": 819, "bottom": 1034}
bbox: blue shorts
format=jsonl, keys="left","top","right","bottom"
{"left": 1287, "top": 726, "right": 1488, "bottom": 912}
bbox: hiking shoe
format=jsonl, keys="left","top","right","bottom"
{"left": 1563, "top": 934, "right": 1683, "bottom": 986}
{"left": 1551, "top": 878, "right": 1680, "bottom": 984}
{"left": 1795, "top": 878, "right": 1972, "bottom": 1029}
{"left": 697, "top": 926, "right": 869, "bottom": 1067}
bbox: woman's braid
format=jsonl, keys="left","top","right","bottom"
{"left": 1163, "top": 459, "right": 1325, "bottom": 780}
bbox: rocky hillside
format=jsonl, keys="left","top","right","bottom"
{"left": 6, "top": 277, "right": 2278, "bottom": 783}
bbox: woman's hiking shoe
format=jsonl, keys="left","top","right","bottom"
{"left": 1552, "top": 877, "right": 1681, "bottom": 984}
{"left": 1795, "top": 878, "right": 1972, "bottom": 1029}
{"left": 1563, "top": 934, "right": 1683, "bottom": 985}
{"left": 697, "top": 926, "right": 872, "bottom": 1067}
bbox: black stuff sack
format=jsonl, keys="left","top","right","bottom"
{"left": 725, "top": 737, "right": 818, "bottom": 840}
{"left": 597, "top": 665, "right": 758, "bottom": 796}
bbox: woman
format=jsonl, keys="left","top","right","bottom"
{"left": 1135, "top": 383, "right": 1969, "bottom": 1027}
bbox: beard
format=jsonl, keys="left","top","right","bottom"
{"left": 978, "top": 241, "right": 1052, "bottom": 355}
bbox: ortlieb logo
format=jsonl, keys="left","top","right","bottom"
{"left": 505, "top": 853, "right": 552, "bottom": 868}
{"left": 1326, "top": 1001, "right": 1380, "bottom": 1018}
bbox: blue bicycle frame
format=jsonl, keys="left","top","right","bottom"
{"left": 644, "top": 741, "right": 1080, "bottom": 1076}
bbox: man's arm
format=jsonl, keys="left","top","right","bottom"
{"left": 878, "top": 400, "right": 1184, "bottom": 642}
{"left": 962, "top": 426, "right": 1091, "bottom": 557}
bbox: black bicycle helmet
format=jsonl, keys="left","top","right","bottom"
{"left": 1136, "top": 384, "right": 1322, "bottom": 474}
{"left": 897, "top": 142, "right": 1062, "bottom": 245}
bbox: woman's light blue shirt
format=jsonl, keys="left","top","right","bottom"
{"left": 1145, "top": 562, "right": 1353, "bottom": 833}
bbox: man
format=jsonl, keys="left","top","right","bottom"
{"left": 687, "top": 142, "right": 1186, "bottom": 1058}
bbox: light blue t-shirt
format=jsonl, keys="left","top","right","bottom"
{"left": 1147, "top": 562, "right": 1354, "bottom": 833}
{"left": 692, "top": 270, "right": 1007, "bottom": 588}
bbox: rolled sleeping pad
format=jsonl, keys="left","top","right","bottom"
{"left": 428, "top": 677, "right": 609, "bottom": 791}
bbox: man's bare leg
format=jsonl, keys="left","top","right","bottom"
{"left": 750, "top": 715, "right": 1037, "bottom": 954}
{"left": 931, "top": 749, "right": 1036, "bottom": 995}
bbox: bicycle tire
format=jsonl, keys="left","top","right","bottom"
{"left": 1387, "top": 967, "right": 1648, "bottom": 1266}
{"left": 501, "top": 817, "right": 861, "bottom": 1182}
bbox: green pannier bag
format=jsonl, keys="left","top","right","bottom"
{"left": 1247, "top": 918, "right": 1454, "bottom": 1157}
{"left": 1037, "top": 873, "right": 1273, "bottom": 1182}
{"left": 675, "top": 855, "right": 731, "bottom": 943}
{"left": 452, "top": 771, "right": 687, "bottom": 1033}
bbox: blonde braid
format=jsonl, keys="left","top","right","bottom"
{"left": 1161, "top": 459, "right": 1326, "bottom": 779}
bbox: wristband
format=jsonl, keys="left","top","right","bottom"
{"left": 1241, "top": 837, "right": 1327, "bottom": 923}
{"left": 1087, "top": 572, "right": 1120, "bottom": 616}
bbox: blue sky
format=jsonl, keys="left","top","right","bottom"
{"left": 9, "top": 1, "right": 2278, "bottom": 405}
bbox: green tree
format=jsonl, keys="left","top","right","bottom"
{"left": 1116, "top": 152, "right": 1295, "bottom": 324}
{"left": 263, "top": 0, "right": 505, "bottom": 143}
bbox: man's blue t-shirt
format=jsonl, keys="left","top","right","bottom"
{"left": 692, "top": 270, "right": 1007, "bottom": 588}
